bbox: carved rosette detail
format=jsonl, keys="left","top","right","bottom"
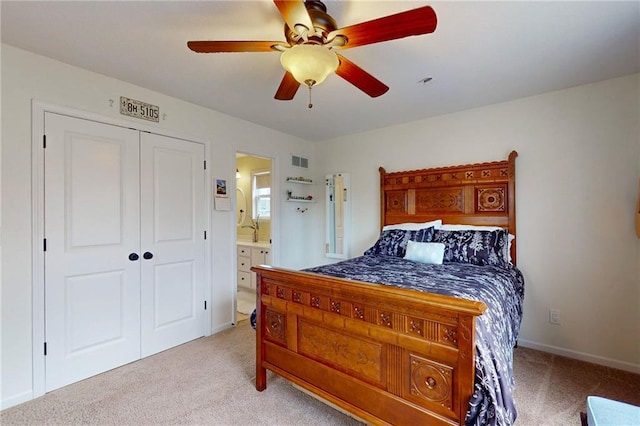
{"left": 330, "top": 300, "right": 341, "bottom": 314}
{"left": 311, "top": 296, "right": 320, "bottom": 309}
{"left": 442, "top": 327, "right": 458, "bottom": 347}
{"left": 354, "top": 306, "right": 365, "bottom": 320}
{"left": 409, "top": 357, "right": 453, "bottom": 409}
{"left": 379, "top": 312, "right": 392, "bottom": 328}
{"left": 481, "top": 170, "right": 491, "bottom": 178}
{"left": 276, "top": 287, "right": 285, "bottom": 299}
{"left": 387, "top": 191, "right": 406, "bottom": 213}
{"left": 264, "top": 310, "right": 285, "bottom": 345}
{"left": 477, "top": 187, "right": 505, "bottom": 212}
{"left": 409, "top": 318, "right": 423, "bottom": 336}
{"left": 293, "top": 291, "right": 301, "bottom": 303}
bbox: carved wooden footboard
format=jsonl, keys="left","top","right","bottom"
{"left": 253, "top": 265, "right": 486, "bottom": 425}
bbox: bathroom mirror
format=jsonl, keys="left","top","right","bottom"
{"left": 325, "top": 173, "right": 350, "bottom": 259}
{"left": 236, "top": 187, "right": 247, "bottom": 226}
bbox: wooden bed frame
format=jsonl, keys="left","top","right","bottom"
{"left": 253, "top": 151, "right": 518, "bottom": 425}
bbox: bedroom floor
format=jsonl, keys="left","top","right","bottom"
{"left": 3, "top": 321, "right": 638, "bottom": 426}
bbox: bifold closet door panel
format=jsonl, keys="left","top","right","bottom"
{"left": 43, "top": 112, "right": 142, "bottom": 392}
{"left": 139, "top": 132, "right": 206, "bottom": 357}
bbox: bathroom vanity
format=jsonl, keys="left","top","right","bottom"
{"left": 237, "top": 242, "right": 271, "bottom": 291}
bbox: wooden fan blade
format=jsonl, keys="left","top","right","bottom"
{"left": 328, "top": 5, "right": 437, "bottom": 49}
{"left": 273, "top": 0, "right": 314, "bottom": 34}
{"left": 187, "top": 41, "right": 284, "bottom": 53}
{"left": 335, "top": 54, "right": 389, "bottom": 98}
{"left": 274, "top": 71, "right": 301, "bottom": 100}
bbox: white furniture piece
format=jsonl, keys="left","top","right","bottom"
{"left": 586, "top": 396, "right": 640, "bottom": 426}
{"left": 237, "top": 242, "right": 271, "bottom": 290}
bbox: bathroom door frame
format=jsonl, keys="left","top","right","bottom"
{"left": 233, "top": 150, "right": 278, "bottom": 324}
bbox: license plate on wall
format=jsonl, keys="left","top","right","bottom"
{"left": 120, "top": 97, "right": 159, "bottom": 123}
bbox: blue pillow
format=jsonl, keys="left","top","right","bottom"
{"left": 432, "top": 229, "right": 509, "bottom": 267}
{"left": 364, "top": 227, "right": 435, "bottom": 258}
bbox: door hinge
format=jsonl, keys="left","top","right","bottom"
{"left": 203, "top": 160, "right": 206, "bottom": 170}
{"left": 204, "top": 230, "right": 207, "bottom": 240}
{"left": 43, "top": 135, "right": 46, "bottom": 149}
{"left": 44, "top": 342, "right": 47, "bottom": 356}
{"left": 204, "top": 301, "right": 207, "bottom": 310}
{"left": 43, "top": 238, "right": 47, "bottom": 251}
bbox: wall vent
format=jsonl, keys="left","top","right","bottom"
{"left": 291, "top": 155, "right": 308, "bottom": 168}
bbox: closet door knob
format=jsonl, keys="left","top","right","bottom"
{"left": 128, "top": 253, "right": 139, "bottom": 261}
{"left": 143, "top": 251, "right": 153, "bottom": 260}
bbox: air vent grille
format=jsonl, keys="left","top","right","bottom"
{"left": 292, "top": 155, "right": 309, "bottom": 168}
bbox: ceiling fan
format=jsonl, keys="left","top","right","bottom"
{"left": 187, "top": 0, "right": 437, "bottom": 107}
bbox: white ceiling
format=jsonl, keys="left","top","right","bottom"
{"left": 2, "top": 1, "right": 638, "bottom": 141}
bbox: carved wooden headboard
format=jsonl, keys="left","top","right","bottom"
{"left": 380, "top": 151, "right": 518, "bottom": 263}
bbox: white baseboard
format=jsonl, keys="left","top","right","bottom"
{"left": 1, "top": 390, "right": 33, "bottom": 411}
{"left": 518, "top": 339, "right": 640, "bottom": 374}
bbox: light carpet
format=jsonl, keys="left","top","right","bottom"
{"left": 2, "top": 321, "right": 639, "bottom": 425}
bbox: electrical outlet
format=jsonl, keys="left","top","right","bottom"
{"left": 549, "top": 309, "right": 562, "bottom": 325}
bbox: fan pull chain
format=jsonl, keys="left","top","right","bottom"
{"left": 307, "top": 85, "right": 313, "bottom": 109}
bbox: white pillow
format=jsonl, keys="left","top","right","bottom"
{"left": 383, "top": 219, "right": 442, "bottom": 231}
{"left": 404, "top": 241, "right": 445, "bottom": 265}
{"left": 436, "top": 224, "right": 504, "bottom": 231}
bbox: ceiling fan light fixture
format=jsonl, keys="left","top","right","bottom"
{"left": 280, "top": 44, "right": 339, "bottom": 87}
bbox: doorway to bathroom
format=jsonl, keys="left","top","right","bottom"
{"left": 235, "top": 153, "right": 273, "bottom": 323}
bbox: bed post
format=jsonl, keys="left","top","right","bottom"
{"left": 458, "top": 313, "right": 478, "bottom": 422}
{"left": 379, "top": 167, "right": 386, "bottom": 230}
{"left": 255, "top": 270, "right": 266, "bottom": 391}
{"left": 507, "top": 151, "right": 518, "bottom": 264}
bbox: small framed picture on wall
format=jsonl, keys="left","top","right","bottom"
{"left": 216, "top": 179, "right": 227, "bottom": 196}
{"left": 215, "top": 178, "right": 230, "bottom": 210}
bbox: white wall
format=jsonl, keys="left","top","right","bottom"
{"left": 0, "top": 45, "right": 315, "bottom": 408}
{"left": 314, "top": 74, "right": 640, "bottom": 373}
{"left": 2, "top": 42, "right": 638, "bottom": 409}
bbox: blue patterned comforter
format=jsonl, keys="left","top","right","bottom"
{"left": 303, "top": 255, "right": 525, "bottom": 426}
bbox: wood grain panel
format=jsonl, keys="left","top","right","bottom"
{"left": 298, "top": 320, "right": 384, "bottom": 385}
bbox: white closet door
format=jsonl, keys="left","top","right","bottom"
{"left": 140, "top": 132, "right": 205, "bottom": 357}
{"left": 44, "top": 113, "right": 141, "bottom": 392}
